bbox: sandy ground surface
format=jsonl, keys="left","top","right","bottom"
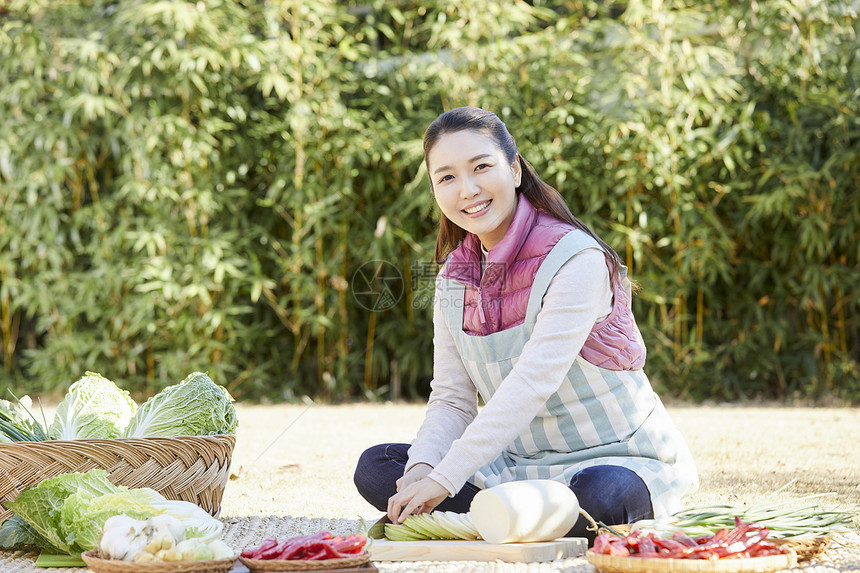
{"left": 219, "top": 402, "right": 860, "bottom": 525}
{"left": 2, "top": 402, "right": 858, "bottom": 573}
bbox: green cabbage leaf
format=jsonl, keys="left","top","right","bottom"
{"left": 59, "top": 489, "right": 162, "bottom": 552}
{"left": 0, "top": 515, "right": 60, "bottom": 552}
{"left": 121, "top": 372, "right": 237, "bottom": 438}
{"left": 6, "top": 469, "right": 124, "bottom": 553}
{"left": 3, "top": 469, "right": 223, "bottom": 555}
{"left": 48, "top": 372, "right": 137, "bottom": 440}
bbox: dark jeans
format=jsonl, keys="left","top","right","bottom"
{"left": 353, "top": 443, "right": 654, "bottom": 543}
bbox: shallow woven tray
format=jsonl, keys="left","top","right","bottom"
{"left": 600, "top": 525, "right": 831, "bottom": 563}
{"left": 586, "top": 550, "right": 796, "bottom": 573}
{"left": 240, "top": 554, "right": 370, "bottom": 571}
{"left": 0, "top": 434, "right": 235, "bottom": 521}
{"left": 771, "top": 535, "right": 832, "bottom": 562}
{"left": 80, "top": 550, "right": 238, "bottom": 573}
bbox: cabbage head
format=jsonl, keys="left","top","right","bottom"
{"left": 49, "top": 372, "right": 137, "bottom": 440}
{"left": 6, "top": 469, "right": 123, "bottom": 553}
{"left": 121, "top": 372, "right": 237, "bottom": 438}
{"left": 4, "top": 468, "right": 223, "bottom": 555}
{"left": 60, "top": 488, "right": 162, "bottom": 552}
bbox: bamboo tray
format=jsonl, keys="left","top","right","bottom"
{"left": 240, "top": 554, "right": 370, "bottom": 571}
{"left": 586, "top": 550, "right": 797, "bottom": 573}
{"left": 81, "top": 550, "right": 238, "bottom": 573}
{"left": 772, "top": 536, "right": 832, "bottom": 562}
{"left": 600, "top": 524, "right": 830, "bottom": 563}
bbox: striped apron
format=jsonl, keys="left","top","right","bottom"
{"left": 438, "top": 231, "right": 699, "bottom": 517}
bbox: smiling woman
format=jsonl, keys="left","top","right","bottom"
{"left": 353, "top": 106, "right": 699, "bottom": 544}
{"left": 427, "top": 131, "right": 522, "bottom": 251}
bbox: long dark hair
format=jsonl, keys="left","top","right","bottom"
{"left": 424, "top": 106, "right": 622, "bottom": 285}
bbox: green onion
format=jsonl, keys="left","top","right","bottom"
{"left": 0, "top": 393, "right": 49, "bottom": 442}
{"left": 630, "top": 491, "right": 856, "bottom": 539}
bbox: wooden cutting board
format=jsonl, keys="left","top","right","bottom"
{"left": 368, "top": 537, "right": 587, "bottom": 563}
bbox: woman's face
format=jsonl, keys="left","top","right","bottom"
{"left": 427, "top": 130, "right": 522, "bottom": 251}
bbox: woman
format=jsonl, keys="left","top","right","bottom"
{"left": 353, "top": 106, "right": 698, "bottom": 541}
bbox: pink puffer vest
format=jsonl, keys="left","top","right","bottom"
{"left": 441, "top": 195, "right": 646, "bottom": 371}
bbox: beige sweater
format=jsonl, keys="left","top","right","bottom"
{"left": 406, "top": 247, "right": 614, "bottom": 495}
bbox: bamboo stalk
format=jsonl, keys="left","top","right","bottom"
{"left": 402, "top": 241, "right": 414, "bottom": 331}
{"left": 291, "top": 329, "right": 310, "bottom": 375}
{"left": 0, "top": 288, "right": 17, "bottom": 371}
{"left": 316, "top": 233, "right": 327, "bottom": 397}
{"left": 338, "top": 215, "right": 349, "bottom": 388}
{"left": 830, "top": 251, "right": 848, "bottom": 357}
{"left": 697, "top": 286, "right": 704, "bottom": 346}
{"left": 818, "top": 283, "right": 832, "bottom": 389}
{"left": 288, "top": 0, "right": 307, "bottom": 381}
{"left": 365, "top": 311, "right": 376, "bottom": 392}
{"left": 675, "top": 291, "right": 685, "bottom": 361}
{"left": 626, "top": 185, "right": 634, "bottom": 272}
{"left": 146, "top": 342, "right": 155, "bottom": 394}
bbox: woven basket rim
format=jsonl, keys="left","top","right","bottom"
{"left": 586, "top": 549, "right": 796, "bottom": 573}
{"left": 240, "top": 553, "right": 370, "bottom": 571}
{"left": 598, "top": 525, "right": 831, "bottom": 563}
{"left": 0, "top": 434, "right": 235, "bottom": 522}
{"left": 0, "top": 434, "right": 235, "bottom": 446}
{"left": 81, "top": 549, "right": 238, "bottom": 573}
{"left": 771, "top": 535, "right": 832, "bottom": 562}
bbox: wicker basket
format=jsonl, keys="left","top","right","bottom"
{"left": 240, "top": 554, "right": 371, "bottom": 571}
{"left": 587, "top": 550, "right": 796, "bottom": 573}
{"left": 771, "top": 535, "right": 832, "bottom": 562}
{"left": 81, "top": 550, "right": 238, "bottom": 573}
{"left": 599, "top": 525, "right": 831, "bottom": 563}
{"left": 0, "top": 434, "right": 235, "bottom": 521}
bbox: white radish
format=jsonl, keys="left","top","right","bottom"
{"left": 437, "top": 512, "right": 477, "bottom": 540}
{"left": 469, "top": 480, "right": 582, "bottom": 544}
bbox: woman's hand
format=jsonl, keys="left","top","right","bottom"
{"left": 396, "top": 462, "right": 433, "bottom": 492}
{"left": 387, "top": 476, "right": 449, "bottom": 524}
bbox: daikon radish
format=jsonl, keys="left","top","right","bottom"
{"left": 469, "top": 480, "right": 581, "bottom": 544}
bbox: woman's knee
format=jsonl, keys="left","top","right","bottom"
{"left": 566, "top": 465, "right": 654, "bottom": 542}
{"left": 571, "top": 465, "right": 653, "bottom": 521}
{"left": 355, "top": 444, "right": 386, "bottom": 475}
{"left": 353, "top": 443, "right": 409, "bottom": 509}
{"left": 354, "top": 443, "right": 393, "bottom": 490}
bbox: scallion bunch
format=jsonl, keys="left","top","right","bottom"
{"left": 626, "top": 493, "right": 856, "bottom": 539}
{"left": 0, "top": 395, "right": 49, "bottom": 442}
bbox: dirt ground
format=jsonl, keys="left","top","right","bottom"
{"left": 219, "top": 402, "right": 860, "bottom": 527}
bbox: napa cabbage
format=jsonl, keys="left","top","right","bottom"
{"left": 121, "top": 372, "right": 237, "bottom": 438}
{"left": 6, "top": 469, "right": 132, "bottom": 553}
{"left": 3, "top": 469, "right": 223, "bottom": 555}
{"left": 48, "top": 372, "right": 137, "bottom": 440}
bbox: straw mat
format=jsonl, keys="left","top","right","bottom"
{"left": 1, "top": 517, "right": 858, "bottom": 573}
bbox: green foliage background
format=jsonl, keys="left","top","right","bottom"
{"left": 1, "top": 0, "right": 857, "bottom": 403}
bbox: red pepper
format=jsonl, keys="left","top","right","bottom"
{"left": 593, "top": 535, "right": 611, "bottom": 554}
{"left": 241, "top": 537, "right": 278, "bottom": 558}
{"left": 651, "top": 535, "right": 687, "bottom": 555}
{"left": 278, "top": 532, "right": 332, "bottom": 560}
{"left": 638, "top": 535, "right": 657, "bottom": 555}
{"left": 305, "top": 543, "right": 343, "bottom": 560}
{"left": 258, "top": 538, "right": 296, "bottom": 559}
{"left": 333, "top": 535, "right": 367, "bottom": 555}
{"left": 592, "top": 520, "right": 785, "bottom": 561}
{"left": 242, "top": 531, "right": 368, "bottom": 562}
{"left": 607, "top": 541, "right": 631, "bottom": 557}
{"left": 672, "top": 532, "right": 699, "bottom": 548}
{"left": 275, "top": 535, "right": 316, "bottom": 560}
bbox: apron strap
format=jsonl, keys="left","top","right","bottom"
{"left": 524, "top": 230, "right": 602, "bottom": 330}
{"left": 437, "top": 278, "right": 466, "bottom": 332}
